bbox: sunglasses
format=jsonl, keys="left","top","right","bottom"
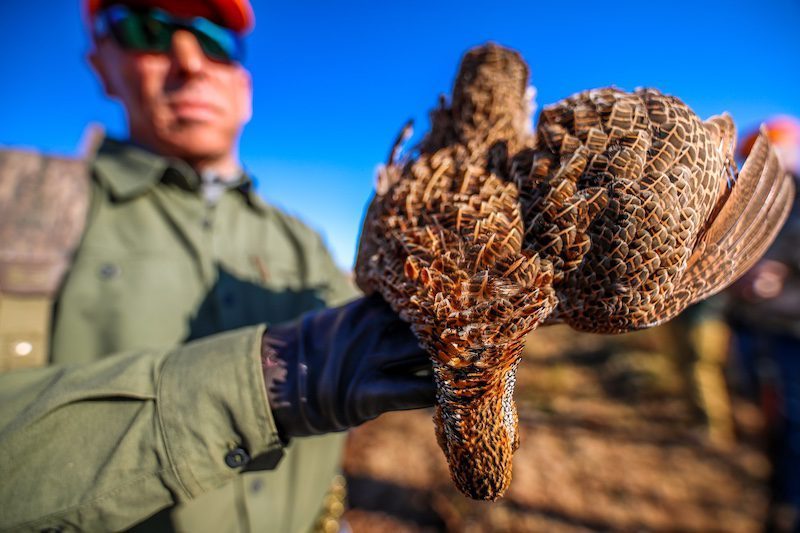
{"left": 93, "top": 4, "right": 245, "bottom": 63}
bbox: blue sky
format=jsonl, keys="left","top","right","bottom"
{"left": 1, "top": 1, "right": 799, "bottom": 268}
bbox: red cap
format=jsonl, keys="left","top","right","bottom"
{"left": 85, "top": 0, "right": 255, "bottom": 34}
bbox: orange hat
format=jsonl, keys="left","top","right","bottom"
{"left": 85, "top": 0, "right": 254, "bottom": 34}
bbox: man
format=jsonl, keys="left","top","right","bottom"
{"left": 0, "top": 1, "right": 435, "bottom": 531}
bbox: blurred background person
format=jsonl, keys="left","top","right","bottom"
{"left": 727, "top": 115, "right": 800, "bottom": 532}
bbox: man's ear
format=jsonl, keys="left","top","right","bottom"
{"left": 237, "top": 66, "right": 253, "bottom": 124}
{"left": 88, "top": 45, "right": 118, "bottom": 98}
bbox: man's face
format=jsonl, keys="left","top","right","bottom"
{"left": 89, "top": 27, "right": 252, "bottom": 162}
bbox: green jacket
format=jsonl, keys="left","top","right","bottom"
{"left": 0, "top": 140, "right": 359, "bottom": 532}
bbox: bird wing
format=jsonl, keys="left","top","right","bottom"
{"left": 704, "top": 113, "right": 737, "bottom": 168}
{"left": 670, "top": 127, "right": 794, "bottom": 312}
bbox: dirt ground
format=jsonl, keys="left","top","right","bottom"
{"left": 342, "top": 323, "right": 771, "bottom": 532}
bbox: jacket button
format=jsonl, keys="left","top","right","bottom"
{"left": 98, "top": 263, "right": 121, "bottom": 279}
{"left": 224, "top": 447, "right": 250, "bottom": 468}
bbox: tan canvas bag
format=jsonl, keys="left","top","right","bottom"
{"left": 0, "top": 148, "right": 90, "bottom": 371}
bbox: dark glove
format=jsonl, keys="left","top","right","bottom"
{"left": 262, "top": 295, "right": 435, "bottom": 440}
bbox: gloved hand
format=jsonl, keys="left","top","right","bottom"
{"left": 262, "top": 295, "right": 435, "bottom": 441}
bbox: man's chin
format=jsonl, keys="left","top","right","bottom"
{"left": 156, "top": 126, "right": 235, "bottom": 161}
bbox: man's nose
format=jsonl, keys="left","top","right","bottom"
{"left": 170, "top": 29, "right": 205, "bottom": 76}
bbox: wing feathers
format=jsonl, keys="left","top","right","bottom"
{"left": 703, "top": 127, "right": 772, "bottom": 246}
{"left": 681, "top": 129, "right": 794, "bottom": 305}
{"left": 722, "top": 133, "right": 782, "bottom": 249}
{"left": 704, "top": 113, "right": 737, "bottom": 163}
{"left": 726, "top": 175, "right": 793, "bottom": 280}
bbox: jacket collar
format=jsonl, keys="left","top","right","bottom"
{"left": 92, "top": 138, "right": 268, "bottom": 214}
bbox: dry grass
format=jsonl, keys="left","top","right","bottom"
{"left": 343, "top": 324, "right": 770, "bottom": 532}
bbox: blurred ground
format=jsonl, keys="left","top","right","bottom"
{"left": 342, "top": 323, "right": 771, "bottom": 532}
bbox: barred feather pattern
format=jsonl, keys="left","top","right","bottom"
{"left": 522, "top": 88, "right": 792, "bottom": 332}
{"left": 356, "top": 44, "right": 557, "bottom": 500}
{"left": 355, "top": 45, "right": 794, "bottom": 501}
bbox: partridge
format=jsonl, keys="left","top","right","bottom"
{"left": 355, "top": 43, "right": 793, "bottom": 500}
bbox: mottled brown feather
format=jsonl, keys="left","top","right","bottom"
{"left": 356, "top": 44, "right": 554, "bottom": 500}
{"left": 355, "top": 46, "right": 794, "bottom": 501}
{"left": 529, "top": 88, "right": 794, "bottom": 333}
{"left": 677, "top": 129, "right": 795, "bottom": 310}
